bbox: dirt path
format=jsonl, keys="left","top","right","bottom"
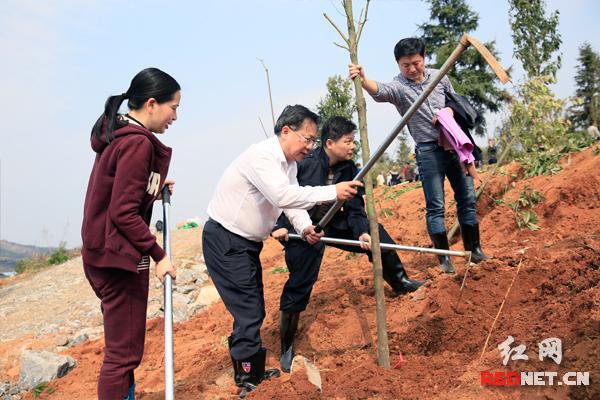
{"left": 0, "top": 228, "right": 205, "bottom": 383}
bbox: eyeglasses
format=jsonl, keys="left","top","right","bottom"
{"left": 292, "top": 129, "right": 318, "bottom": 149}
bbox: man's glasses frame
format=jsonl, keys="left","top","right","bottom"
{"left": 291, "top": 129, "right": 318, "bottom": 149}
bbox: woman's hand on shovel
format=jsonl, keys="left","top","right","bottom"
{"left": 156, "top": 256, "right": 177, "bottom": 283}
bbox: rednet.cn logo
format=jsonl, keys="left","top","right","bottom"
{"left": 480, "top": 336, "right": 590, "bottom": 386}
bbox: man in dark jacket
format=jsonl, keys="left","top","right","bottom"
{"left": 271, "top": 116, "right": 425, "bottom": 373}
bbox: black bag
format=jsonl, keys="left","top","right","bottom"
{"left": 445, "top": 92, "right": 483, "bottom": 162}
{"left": 445, "top": 92, "right": 482, "bottom": 129}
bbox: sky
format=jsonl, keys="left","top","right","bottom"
{"left": 0, "top": 0, "right": 599, "bottom": 248}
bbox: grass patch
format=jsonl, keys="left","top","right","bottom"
{"left": 271, "top": 266, "right": 288, "bottom": 274}
{"left": 508, "top": 185, "right": 545, "bottom": 231}
{"left": 15, "top": 242, "right": 79, "bottom": 274}
{"left": 379, "top": 208, "right": 395, "bottom": 218}
{"left": 32, "top": 381, "right": 50, "bottom": 398}
{"left": 521, "top": 131, "right": 596, "bottom": 177}
{"left": 385, "top": 182, "right": 421, "bottom": 200}
{"left": 522, "top": 151, "right": 563, "bottom": 177}
{"left": 220, "top": 335, "right": 229, "bottom": 349}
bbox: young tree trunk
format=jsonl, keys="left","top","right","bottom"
{"left": 327, "top": 0, "right": 390, "bottom": 368}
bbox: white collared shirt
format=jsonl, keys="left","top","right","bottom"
{"left": 207, "top": 136, "right": 337, "bottom": 242}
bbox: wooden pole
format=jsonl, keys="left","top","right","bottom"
{"left": 258, "top": 58, "right": 276, "bottom": 127}
{"left": 325, "top": 0, "right": 390, "bottom": 368}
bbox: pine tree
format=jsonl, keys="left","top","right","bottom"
{"left": 317, "top": 75, "right": 356, "bottom": 121}
{"left": 571, "top": 42, "right": 600, "bottom": 129}
{"left": 394, "top": 127, "right": 412, "bottom": 166}
{"left": 419, "top": 0, "right": 509, "bottom": 134}
{"left": 508, "top": 0, "right": 562, "bottom": 80}
{"left": 317, "top": 75, "right": 360, "bottom": 158}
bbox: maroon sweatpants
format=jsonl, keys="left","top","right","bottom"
{"left": 84, "top": 263, "right": 149, "bottom": 400}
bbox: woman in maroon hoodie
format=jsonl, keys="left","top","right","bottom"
{"left": 82, "top": 68, "right": 180, "bottom": 400}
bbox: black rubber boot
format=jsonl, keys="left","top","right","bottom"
{"left": 228, "top": 336, "right": 242, "bottom": 387}
{"left": 430, "top": 232, "right": 456, "bottom": 274}
{"left": 381, "top": 251, "right": 426, "bottom": 294}
{"left": 237, "top": 348, "right": 280, "bottom": 398}
{"left": 461, "top": 224, "right": 489, "bottom": 263}
{"left": 279, "top": 311, "right": 300, "bottom": 373}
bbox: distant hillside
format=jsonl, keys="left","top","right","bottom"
{"left": 0, "top": 240, "right": 55, "bottom": 272}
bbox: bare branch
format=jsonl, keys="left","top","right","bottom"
{"left": 333, "top": 41, "right": 350, "bottom": 51}
{"left": 328, "top": 0, "right": 346, "bottom": 18}
{"left": 323, "top": 12, "right": 349, "bottom": 45}
{"left": 357, "top": 0, "right": 371, "bottom": 45}
{"left": 258, "top": 116, "right": 269, "bottom": 139}
{"left": 357, "top": 7, "right": 364, "bottom": 29}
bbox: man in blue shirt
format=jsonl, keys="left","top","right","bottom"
{"left": 349, "top": 37, "right": 488, "bottom": 273}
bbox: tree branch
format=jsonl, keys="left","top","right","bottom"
{"left": 357, "top": 7, "right": 364, "bottom": 32}
{"left": 328, "top": 0, "right": 346, "bottom": 18}
{"left": 356, "top": 0, "right": 370, "bottom": 45}
{"left": 333, "top": 41, "right": 350, "bottom": 51}
{"left": 323, "top": 12, "right": 350, "bottom": 45}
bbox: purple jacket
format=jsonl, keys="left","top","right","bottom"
{"left": 82, "top": 119, "right": 172, "bottom": 272}
{"left": 435, "top": 108, "right": 475, "bottom": 164}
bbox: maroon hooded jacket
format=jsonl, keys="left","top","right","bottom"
{"left": 81, "top": 120, "right": 172, "bottom": 273}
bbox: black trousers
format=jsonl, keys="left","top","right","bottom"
{"left": 202, "top": 219, "right": 265, "bottom": 360}
{"left": 279, "top": 223, "right": 400, "bottom": 313}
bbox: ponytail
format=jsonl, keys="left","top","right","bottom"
{"left": 91, "top": 93, "right": 128, "bottom": 142}
{"left": 91, "top": 68, "right": 180, "bottom": 142}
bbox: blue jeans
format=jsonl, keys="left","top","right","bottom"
{"left": 415, "top": 142, "right": 478, "bottom": 235}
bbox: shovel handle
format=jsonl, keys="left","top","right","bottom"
{"left": 162, "top": 185, "right": 171, "bottom": 205}
{"left": 161, "top": 186, "right": 174, "bottom": 400}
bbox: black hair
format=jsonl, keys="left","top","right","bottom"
{"left": 273, "top": 104, "right": 320, "bottom": 136}
{"left": 320, "top": 116, "right": 357, "bottom": 145}
{"left": 91, "top": 67, "right": 181, "bottom": 142}
{"left": 393, "top": 38, "right": 425, "bottom": 62}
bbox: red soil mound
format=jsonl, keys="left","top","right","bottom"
{"left": 26, "top": 144, "right": 600, "bottom": 399}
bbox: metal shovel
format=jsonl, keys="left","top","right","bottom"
{"left": 161, "top": 186, "right": 175, "bottom": 400}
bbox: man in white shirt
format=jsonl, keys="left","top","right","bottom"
{"left": 202, "top": 105, "right": 362, "bottom": 397}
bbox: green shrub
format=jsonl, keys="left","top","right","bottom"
{"left": 509, "top": 76, "right": 571, "bottom": 154}
{"left": 271, "top": 266, "right": 289, "bottom": 274}
{"left": 47, "top": 242, "right": 69, "bottom": 265}
{"left": 385, "top": 183, "right": 420, "bottom": 200}
{"left": 15, "top": 242, "right": 77, "bottom": 274}
{"left": 14, "top": 254, "right": 49, "bottom": 274}
{"left": 32, "top": 381, "right": 48, "bottom": 398}
{"left": 522, "top": 150, "right": 563, "bottom": 177}
{"left": 379, "top": 208, "right": 395, "bottom": 218}
{"left": 508, "top": 185, "right": 545, "bottom": 230}
{"left": 504, "top": 75, "right": 583, "bottom": 177}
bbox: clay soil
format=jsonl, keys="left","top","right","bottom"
{"left": 19, "top": 145, "right": 600, "bottom": 399}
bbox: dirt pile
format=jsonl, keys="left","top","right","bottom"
{"left": 12, "top": 144, "right": 600, "bottom": 399}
